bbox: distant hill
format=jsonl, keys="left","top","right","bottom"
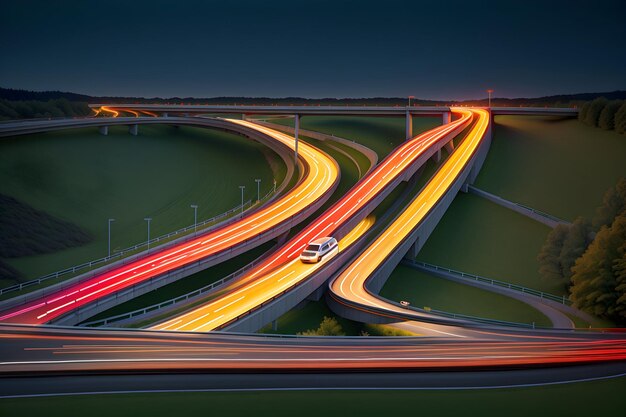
{"left": 1, "top": 86, "right": 625, "bottom": 107}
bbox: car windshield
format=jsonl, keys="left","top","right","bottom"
{"left": 305, "top": 244, "right": 321, "bottom": 252}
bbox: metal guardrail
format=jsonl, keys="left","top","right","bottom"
{"left": 467, "top": 185, "right": 569, "bottom": 225}
{"left": 408, "top": 303, "right": 536, "bottom": 328}
{"left": 79, "top": 255, "right": 267, "bottom": 327}
{"left": 0, "top": 189, "right": 276, "bottom": 297}
{"left": 404, "top": 259, "right": 571, "bottom": 305}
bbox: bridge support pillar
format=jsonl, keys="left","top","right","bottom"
{"left": 432, "top": 148, "right": 442, "bottom": 163}
{"left": 272, "top": 320, "right": 278, "bottom": 331}
{"left": 98, "top": 125, "right": 108, "bottom": 136}
{"left": 242, "top": 113, "right": 247, "bottom": 120}
{"left": 404, "top": 237, "right": 420, "bottom": 260}
{"left": 405, "top": 110, "right": 413, "bottom": 140}
{"left": 445, "top": 140, "right": 455, "bottom": 154}
{"left": 294, "top": 114, "right": 300, "bottom": 163}
{"left": 442, "top": 111, "right": 451, "bottom": 124}
{"left": 129, "top": 124, "right": 138, "bottom": 136}
{"left": 162, "top": 112, "right": 168, "bottom": 118}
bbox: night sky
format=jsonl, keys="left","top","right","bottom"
{"left": 1, "top": 0, "right": 625, "bottom": 100}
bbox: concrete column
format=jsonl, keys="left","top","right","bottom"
{"left": 162, "top": 112, "right": 168, "bottom": 118}
{"left": 294, "top": 114, "right": 300, "bottom": 162}
{"left": 242, "top": 113, "right": 247, "bottom": 120}
{"left": 272, "top": 320, "right": 278, "bottom": 331}
{"left": 432, "top": 148, "right": 442, "bottom": 163}
{"left": 404, "top": 238, "right": 420, "bottom": 260}
{"left": 445, "top": 141, "right": 455, "bottom": 154}
{"left": 129, "top": 124, "right": 138, "bottom": 136}
{"left": 98, "top": 125, "right": 108, "bottom": 136}
{"left": 442, "top": 111, "right": 451, "bottom": 124}
{"left": 405, "top": 110, "right": 413, "bottom": 140}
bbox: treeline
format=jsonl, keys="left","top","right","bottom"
{"left": 3, "top": 87, "right": 626, "bottom": 110}
{"left": 578, "top": 97, "right": 626, "bottom": 134}
{"left": 0, "top": 98, "right": 91, "bottom": 120}
{"left": 538, "top": 179, "right": 626, "bottom": 323}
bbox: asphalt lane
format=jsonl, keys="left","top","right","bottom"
{"left": 1, "top": 363, "right": 625, "bottom": 398}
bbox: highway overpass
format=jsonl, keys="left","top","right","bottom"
{"left": 89, "top": 104, "right": 578, "bottom": 140}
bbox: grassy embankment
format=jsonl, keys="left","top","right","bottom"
{"left": 2, "top": 375, "right": 625, "bottom": 417}
{"left": 0, "top": 125, "right": 284, "bottom": 287}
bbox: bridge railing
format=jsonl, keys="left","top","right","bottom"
{"left": 0, "top": 191, "right": 275, "bottom": 297}
{"left": 405, "top": 259, "right": 571, "bottom": 305}
{"left": 79, "top": 255, "right": 268, "bottom": 327}
{"left": 467, "top": 185, "right": 568, "bottom": 225}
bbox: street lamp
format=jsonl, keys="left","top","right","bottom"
{"left": 408, "top": 95, "right": 415, "bottom": 107}
{"left": 107, "top": 218, "right": 115, "bottom": 257}
{"left": 255, "top": 179, "right": 261, "bottom": 202}
{"left": 239, "top": 185, "right": 245, "bottom": 215}
{"left": 273, "top": 178, "right": 277, "bottom": 193}
{"left": 190, "top": 204, "right": 198, "bottom": 232}
{"left": 487, "top": 89, "right": 494, "bottom": 108}
{"left": 144, "top": 217, "right": 152, "bottom": 250}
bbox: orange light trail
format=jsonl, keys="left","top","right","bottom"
{"left": 330, "top": 108, "right": 490, "bottom": 321}
{"left": 150, "top": 111, "right": 473, "bottom": 332}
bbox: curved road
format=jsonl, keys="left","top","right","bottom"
{"left": 149, "top": 111, "right": 473, "bottom": 332}
{"left": 0, "top": 120, "right": 339, "bottom": 324}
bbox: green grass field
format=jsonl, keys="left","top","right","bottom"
{"left": 381, "top": 265, "right": 551, "bottom": 327}
{"left": 415, "top": 192, "right": 558, "bottom": 294}
{"left": 476, "top": 116, "right": 626, "bottom": 220}
{"left": 2, "top": 376, "right": 625, "bottom": 417}
{"left": 270, "top": 115, "right": 440, "bottom": 158}
{"left": 258, "top": 299, "right": 364, "bottom": 335}
{"left": 0, "top": 125, "right": 284, "bottom": 282}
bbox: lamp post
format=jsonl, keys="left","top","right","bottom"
{"left": 239, "top": 185, "right": 245, "bottom": 215}
{"left": 273, "top": 178, "right": 277, "bottom": 193}
{"left": 107, "top": 218, "right": 115, "bottom": 257}
{"left": 190, "top": 204, "right": 198, "bottom": 232}
{"left": 144, "top": 217, "right": 152, "bottom": 250}
{"left": 408, "top": 95, "right": 415, "bottom": 107}
{"left": 487, "top": 89, "right": 494, "bottom": 108}
{"left": 255, "top": 179, "right": 261, "bottom": 202}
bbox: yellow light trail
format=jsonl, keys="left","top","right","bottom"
{"left": 329, "top": 108, "right": 490, "bottom": 317}
{"left": 100, "top": 106, "right": 119, "bottom": 117}
{"left": 151, "top": 216, "right": 375, "bottom": 332}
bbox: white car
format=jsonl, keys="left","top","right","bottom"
{"left": 300, "top": 237, "right": 339, "bottom": 263}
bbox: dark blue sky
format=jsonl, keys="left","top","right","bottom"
{"left": 1, "top": 0, "right": 624, "bottom": 100}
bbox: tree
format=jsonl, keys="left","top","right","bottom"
{"left": 612, "top": 242, "right": 626, "bottom": 320}
{"left": 559, "top": 217, "right": 593, "bottom": 281}
{"left": 584, "top": 97, "right": 608, "bottom": 127}
{"left": 598, "top": 100, "right": 623, "bottom": 130}
{"left": 538, "top": 224, "right": 570, "bottom": 283}
{"left": 570, "top": 214, "right": 626, "bottom": 323}
{"left": 298, "top": 316, "right": 345, "bottom": 336}
{"left": 578, "top": 101, "right": 590, "bottom": 122}
{"left": 592, "top": 178, "right": 626, "bottom": 230}
{"left": 538, "top": 218, "right": 593, "bottom": 285}
{"left": 615, "top": 102, "right": 626, "bottom": 135}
